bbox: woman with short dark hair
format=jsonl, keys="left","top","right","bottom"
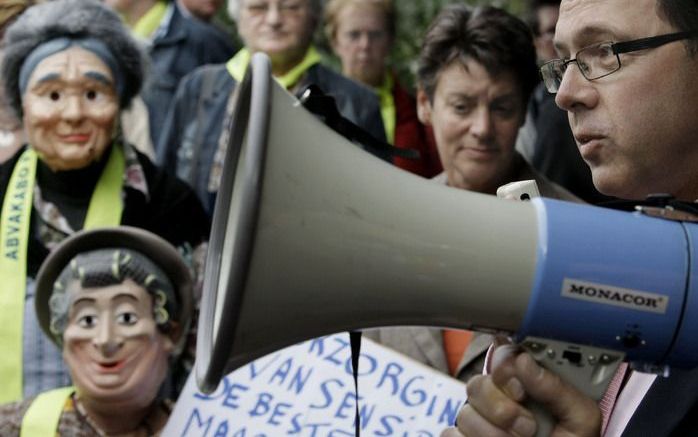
{"left": 365, "top": 4, "right": 579, "bottom": 384}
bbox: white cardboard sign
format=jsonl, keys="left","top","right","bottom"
{"left": 164, "top": 333, "right": 467, "bottom": 436}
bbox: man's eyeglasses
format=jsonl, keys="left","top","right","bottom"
{"left": 540, "top": 31, "right": 698, "bottom": 93}
{"left": 245, "top": 0, "right": 305, "bottom": 17}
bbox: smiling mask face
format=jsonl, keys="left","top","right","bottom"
{"left": 62, "top": 278, "right": 174, "bottom": 407}
{"left": 21, "top": 46, "right": 119, "bottom": 171}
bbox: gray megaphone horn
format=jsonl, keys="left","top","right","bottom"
{"left": 196, "top": 53, "right": 698, "bottom": 436}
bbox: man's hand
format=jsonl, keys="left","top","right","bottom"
{"left": 441, "top": 346, "right": 602, "bottom": 437}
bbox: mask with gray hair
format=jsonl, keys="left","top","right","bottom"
{"left": 1, "top": 0, "right": 147, "bottom": 119}
{"left": 49, "top": 248, "right": 179, "bottom": 349}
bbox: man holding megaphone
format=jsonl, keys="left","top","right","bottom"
{"left": 446, "top": 0, "right": 698, "bottom": 436}
{"left": 191, "top": 0, "right": 698, "bottom": 435}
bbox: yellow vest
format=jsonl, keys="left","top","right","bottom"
{"left": 21, "top": 387, "right": 74, "bottom": 437}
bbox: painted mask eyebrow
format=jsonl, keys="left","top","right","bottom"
{"left": 84, "top": 71, "right": 114, "bottom": 88}
{"left": 31, "top": 72, "right": 62, "bottom": 86}
{"left": 108, "top": 293, "right": 141, "bottom": 303}
{"left": 30, "top": 71, "right": 113, "bottom": 89}
{"left": 73, "top": 291, "right": 141, "bottom": 307}
{"left": 71, "top": 296, "right": 98, "bottom": 307}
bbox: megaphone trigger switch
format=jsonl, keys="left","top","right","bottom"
{"left": 496, "top": 180, "right": 541, "bottom": 201}
{"left": 561, "top": 349, "right": 583, "bottom": 365}
{"left": 520, "top": 336, "right": 625, "bottom": 402}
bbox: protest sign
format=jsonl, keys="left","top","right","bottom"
{"left": 164, "top": 333, "right": 467, "bottom": 436}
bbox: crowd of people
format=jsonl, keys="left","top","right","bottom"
{"left": 0, "top": 0, "right": 696, "bottom": 435}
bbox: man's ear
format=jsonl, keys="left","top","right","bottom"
{"left": 416, "top": 87, "right": 432, "bottom": 125}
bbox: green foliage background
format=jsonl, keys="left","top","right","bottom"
{"left": 385, "top": 0, "right": 527, "bottom": 90}
{"left": 218, "top": 0, "right": 529, "bottom": 91}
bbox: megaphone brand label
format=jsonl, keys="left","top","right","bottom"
{"left": 561, "top": 279, "right": 668, "bottom": 314}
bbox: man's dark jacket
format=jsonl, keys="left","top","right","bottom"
{"left": 142, "top": 3, "right": 236, "bottom": 148}
{"left": 156, "top": 63, "right": 386, "bottom": 215}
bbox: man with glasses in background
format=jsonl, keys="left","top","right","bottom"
{"left": 156, "top": 0, "right": 386, "bottom": 216}
{"left": 444, "top": 0, "right": 698, "bottom": 436}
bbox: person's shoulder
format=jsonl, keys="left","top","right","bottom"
{"left": 518, "top": 156, "right": 583, "bottom": 203}
{"left": 309, "top": 64, "right": 378, "bottom": 100}
{"left": 624, "top": 367, "right": 698, "bottom": 436}
{"left": 431, "top": 172, "right": 448, "bottom": 185}
{"left": 183, "top": 63, "right": 231, "bottom": 87}
{"left": 0, "top": 396, "right": 34, "bottom": 436}
{"left": 176, "top": 63, "right": 233, "bottom": 99}
{"left": 175, "top": 6, "right": 236, "bottom": 52}
{"left": 131, "top": 150, "right": 211, "bottom": 240}
{"left": 187, "top": 17, "right": 234, "bottom": 48}
{"left": 135, "top": 147, "right": 188, "bottom": 191}
{"left": 0, "top": 145, "right": 27, "bottom": 193}
{"left": 392, "top": 78, "right": 416, "bottom": 104}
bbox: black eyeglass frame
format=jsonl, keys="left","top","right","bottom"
{"left": 540, "top": 30, "right": 698, "bottom": 93}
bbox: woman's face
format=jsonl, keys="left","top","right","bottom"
{"left": 22, "top": 46, "right": 119, "bottom": 171}
{"left": 331, "top": 3, "right": 391, "bottom": 87}
{"left": 63, "top": 279, "right": 174, "bottom": 408}
{"left": 417, "top": 59, "right": 525, "bottom": 193}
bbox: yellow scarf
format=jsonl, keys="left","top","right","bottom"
{"left": 20, "top": 387, "right": 75, "bottom": 437}
{"left": 132, "top": 1, "right": 168, "bottom": 38}
{"left": 0, "top": 145, "right": 124, "bottom": 403}
{"left": 226, "top": 46, "right": 322, "bottom": 89}
{"left": 375, "top": 72, "right": 396, "bottom": 145}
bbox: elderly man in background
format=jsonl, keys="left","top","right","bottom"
{"left": 157, "top": 0, "right": 386, "bottom": 216}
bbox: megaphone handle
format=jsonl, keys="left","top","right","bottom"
{"left": 519, "top": 337, "right": 625, "bottom": 437}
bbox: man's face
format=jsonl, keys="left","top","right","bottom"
{"left": 555, "top": 0, "right": 698, "bottom": 199}
{"left": 181, "top": 0, "right": 223, "bottom": 21}
{"left": 417, "top": 60, "right": 525, "bottom": 193}
{"left": 63, "top": 279, "right": 174, "bottom": 408}
{"left": 534, "top": 5, "right": 559, "bottom": 62}
{"left": 237, "top": 0, "right": 315, "bottom": 69}
{"left": 22, "top": 46, "right": 119, "bottom": 171}
{"left": 331, "top": 4, "right": 391, "bottom": 87}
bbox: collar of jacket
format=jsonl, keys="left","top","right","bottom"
{"left": 226, "top": 46, "right": 322, "bottom": 88}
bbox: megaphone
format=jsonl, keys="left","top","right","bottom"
{"left": 195, "top": 54, "right": 698, "bottom": 417}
